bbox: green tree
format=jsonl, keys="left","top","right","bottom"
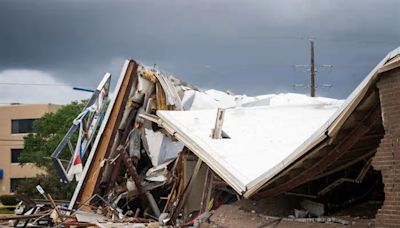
{"left": 17, "top": 101, "right": 86, "bottom": 200}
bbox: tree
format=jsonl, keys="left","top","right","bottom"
{"left": 17, "top": 101, "right": 86, "bottom": 200}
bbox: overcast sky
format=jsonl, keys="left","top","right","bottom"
{"left": 0, "top": 0, "right": 399, "bottom": 104}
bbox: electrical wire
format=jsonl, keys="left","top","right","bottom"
{"left": 0, "top": 82, "right": 72, "bottom": 87}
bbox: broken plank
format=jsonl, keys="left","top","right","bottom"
{"left": 71, "top": 60, "right": 137, "bottom": 210}
{"left": 169, "top": 158, "right": 203, "bottom": 223}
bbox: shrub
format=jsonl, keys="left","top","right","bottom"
{"left": 0, "top": 195, "right": 19, "bottom": 206}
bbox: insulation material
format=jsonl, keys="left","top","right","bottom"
{"left": 182, "top": 90, "right": 220, "bottom": 110}
{"left": 132, "top": 74, "right": 153, "bottom": 104}
{"left": 238, "top": 95, "right": 275, "bottom": 107}
{"left": 144, "top": 129, "right": 184, "bottom": 166}
{"left": 145, "top": 161, "right": 172, "bottom": 182}
{"left": 182, "top": 89, "right": 238, "bottom": 110}
{"left": 204, "top": 89, "right": 236, "bottom": 108}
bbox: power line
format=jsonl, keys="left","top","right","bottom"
{"left": 238, "top": 35, "right": 398, "bottom": 45}
{"left": 0, "top": 82, "right": 72, "bottom": 87}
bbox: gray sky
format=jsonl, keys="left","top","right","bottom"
{"left": 0, "top": 0, "right": 399, "bottom": 103}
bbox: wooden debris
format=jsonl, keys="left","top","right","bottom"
{"left": 170, "top": 158, "right": 203, "bottom": 223}
{"left": 212, "top": 108, "right": 226, "bottom": 139}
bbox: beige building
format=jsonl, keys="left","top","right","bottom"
{"left": 0, "top": 104, "right": 60, "bottom": 194}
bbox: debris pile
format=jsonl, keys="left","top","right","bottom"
{"left": 3, "top": 47, "right": 400, "bottom": 227}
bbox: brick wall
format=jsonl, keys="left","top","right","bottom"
{"left": 372, "top": 68, "right": 400, "bottom": 227}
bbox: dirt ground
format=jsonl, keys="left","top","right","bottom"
{"left": 205, "top": 198, "right": 375, "bottom": 228}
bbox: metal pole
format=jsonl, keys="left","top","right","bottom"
{"left": 310, "top": 40, "right": 316, "bottom": 97}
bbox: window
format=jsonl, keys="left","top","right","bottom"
{"left": 11, "top": 119, "right": 36, "bottom": 134}
{"left": 10, "top": 178, "right": 25, "bottom": 192}
{"left": 11, "top": 149, "right": 23, "bottom": 163}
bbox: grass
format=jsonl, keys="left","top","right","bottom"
{"left": 0, "top": 205, "right": 16, "bottom": 215}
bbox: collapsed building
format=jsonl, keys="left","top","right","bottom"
{"left": 3, "top": 47, "right": 400, "bottom": 227}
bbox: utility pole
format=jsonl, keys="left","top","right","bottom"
{"left": 294, "top": 39, "right": 333, "bottom": 97}
{"left": 310, "top": 40, "right": 316, "bottom": 97}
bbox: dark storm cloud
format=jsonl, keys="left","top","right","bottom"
{"left": 0, "top": 0, "right": 399, "bottom": 101}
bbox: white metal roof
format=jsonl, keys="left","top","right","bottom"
{"left": 158, "top": 94, "right": 342, "bottom": 195}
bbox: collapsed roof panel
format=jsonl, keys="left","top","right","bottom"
{"left": 157, "top": 94, "right": 342, "bottom": 195}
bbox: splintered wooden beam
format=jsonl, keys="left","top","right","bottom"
{"left": 119, "top": 145, "right": 163, "bottom": 216}
{"left": 355, "top": 157, "right": 372, "bottom": 183}
{"left": 170, "top": 158, "right": 203, "bottom": 223}
{"left": 308, "top": 149, "right": 376, "bottom": 182}
{"left": 156, "top": 81, "right": 174, "bottom": 110}
{"left": 199, "top": 168, "right": 213, "bottom": 213}
{"left": 75, "top": 60, "right": 137, "bottom": 210}
{"left": 105, "top": 108, "right": 138, "bottom": 193}
{"left": 317, "top": 158, "right": 373, "bottom": 196}
{"left": 119, "top": 146, "right": 144, "bottom": 194}
{"left": 199, "top": 108, "right": 225, "bottom": 213}
{"left": 212, "top": 108, "right": 226, "bottom": 139}
{"left": 317, "top": 178, "right": 355, "bottom": 195}
{"left": 257, "top": 104, "right": 381, "bottom": 198}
